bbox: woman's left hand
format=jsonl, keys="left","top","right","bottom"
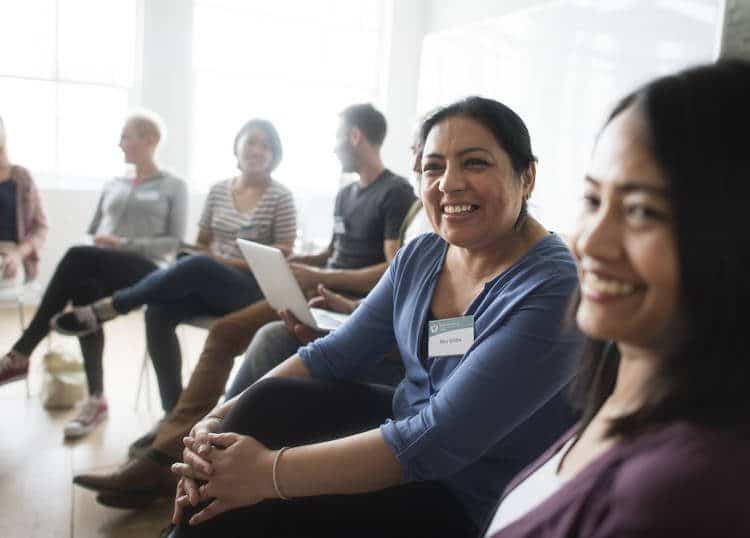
{"left": 184, "top": 432, "right": 278, "bottom": 526}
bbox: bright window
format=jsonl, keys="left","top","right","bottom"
{"left": 190, "top": 0, "right": 388, "bottom": 246}
{"left": 0, "top": 0, "right": 138, "bottom": 189}
{"left": 417, "top": 0, "right": 719, "bottom": 235}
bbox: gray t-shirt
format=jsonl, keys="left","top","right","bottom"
{"left": 328, "top": 169, "right": 415, "bottom": 270}
{"left": 87, "top": 171, "right": 188, "bottom": 262}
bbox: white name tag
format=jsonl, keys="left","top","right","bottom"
{"left": 333, "top": 217, "right": 346, "bottom": 235}
{"left": 427, "top": 315, "right": 474, "bottom": 357}
{"left": 135, "top": 191, "right": 160, "bottom": 201}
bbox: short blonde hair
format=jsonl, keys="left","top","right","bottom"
{"left": 125, "top": 109, "right": 165, "bottom": 146}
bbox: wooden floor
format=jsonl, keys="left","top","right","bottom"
{"left": 0, "top": 306, "right": 210, "bottom": 538}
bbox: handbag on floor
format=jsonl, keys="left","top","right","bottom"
{"left": 40, "top": 350, "right": 87, "bottom": 409}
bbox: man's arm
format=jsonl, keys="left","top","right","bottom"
{"left": 289, "top": 238, "right": 400, "bottom": 295}
{"left": 287, "top": 239, "right": 334, "bottom": 267}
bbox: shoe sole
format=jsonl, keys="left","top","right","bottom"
{"left": 50, "top": 312, "right": 98, "bottom": 337}
{"left": 64, "top": 412, "right": 108, "bottom": 440}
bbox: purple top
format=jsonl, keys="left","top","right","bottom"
{"left": 487, "top": 421, "right": 750, "bottom": 537}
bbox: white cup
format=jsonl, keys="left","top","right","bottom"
{"left": 0, "top": 242, "right": 23, "bottom": 289}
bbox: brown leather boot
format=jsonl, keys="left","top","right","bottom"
{"left": 73, "top": 457, "right": 177, "bottom": 507}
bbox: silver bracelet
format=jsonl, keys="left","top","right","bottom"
{"left": 272, "top": 447, "right": 290, "bottom": 500}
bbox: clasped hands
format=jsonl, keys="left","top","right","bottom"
{"left": 170, "top": 416, "right": 276, "bottom": 526}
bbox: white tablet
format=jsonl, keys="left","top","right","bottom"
{"left": 236, "top": 239, "right": 349, "bottom": 331}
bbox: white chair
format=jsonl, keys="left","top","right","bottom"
{"left": 135, "top": 314, "right": 217, "bottom": 410}
{"left": 0, "top": 280, "right": 42, "bottom": 397}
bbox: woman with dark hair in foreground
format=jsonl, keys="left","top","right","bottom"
{"left": 484, "top": 60, "right": 750, "bottom": 537}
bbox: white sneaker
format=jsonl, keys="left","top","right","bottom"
{"left": 64, "top": 395, "right": 108, "bottom": 439}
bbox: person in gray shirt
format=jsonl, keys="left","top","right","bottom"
{"left": 0, "top": 112, "right": 187, "bottom": 440}
{"left": 53, "top": 119, "right": 296, "bottom": 423}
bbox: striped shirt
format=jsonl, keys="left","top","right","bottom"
{"left": 199, "top": 178, "right": 296, "bottom": 261}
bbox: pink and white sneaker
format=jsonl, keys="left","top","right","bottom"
{"left": 0, "top": 351, "right": 29, "bottom": 386}
{"left": 64, "top": 395, "right": 108, "bottom": 439}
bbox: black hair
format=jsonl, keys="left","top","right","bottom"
{"left": 418, "top": 96, "right": 537, "bottom": 228}
{"left": 572, "top": 60, "right": 750, "bottom": 436}
{"left": 233, "top": 118, "right": 283, "bottom": 172}
{"left": 339, "top": 103, "right": 387, "bottom": 146}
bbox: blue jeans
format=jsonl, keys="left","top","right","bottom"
{"left": 113, "top": 255, "right": 263, "bottom": 411}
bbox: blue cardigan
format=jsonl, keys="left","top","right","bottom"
{"left": 300, "top": 232, "right": 582, "bottom": 524}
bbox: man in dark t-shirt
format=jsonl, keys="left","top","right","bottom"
{"left": 289, "top": 103, "right": 415, "bottom": 294}
{"left": 328, "top": 169, "right": 415, "bottom": 270}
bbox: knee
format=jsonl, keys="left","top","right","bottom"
{"left": 252, "top": 321, "right": 285, "bottom": 350}
{"left": 256, "top": 320, "right": 288, "bottom": 340}
{"left": 60, "top": 245, "right": 95, "bottom": 268}
{"left": 222, "top": 377, "right": 315, "bottom": 436}
{"left": 248, "top": 322, "right": 294, "bottom": 361}
{"left": 235, "top": 377, "right": 300, "bottom": 410}
{"left": 174, "top": 254, "right": 216, "bottom": 277}
{"left": 207, "top": 316, "right": 237, "bottom": 340}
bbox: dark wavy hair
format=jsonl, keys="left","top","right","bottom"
{"left": 572, "top": 60, "right": 750, "bottom": 437}
{"left": 233, "top": 118, "right": 283, "bottom": 172}
{"left": 418, "top": 96, "right": 537, "bottom": 229}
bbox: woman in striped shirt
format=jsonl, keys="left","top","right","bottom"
{"left": 52, "top": 118, "right": 296, "bottom": 414}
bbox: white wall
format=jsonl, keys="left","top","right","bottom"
{"left": 32, "top": 0, "right": 431, "bottom": 293}
{"left": 140, "top": 0, "right": 193, "bottom": 181}
{"left": 418, "top": 0, "right": 720, "bottom": 234}
{"left": 426, "top": 0, "right": 546, "bottom": 33}
{"left": 379, "top": 0, "right": 428, "bottom": 175}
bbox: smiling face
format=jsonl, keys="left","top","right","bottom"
{"left": 236, "top": 126, "right": 274, "bottom": 175}
{"left": 420, "top": 115, "right": 532, "bottom": 250}
{"left": 573, "top": 105, "right": 680, "bottom": 348}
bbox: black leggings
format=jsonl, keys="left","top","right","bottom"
{"left": 172, "top": 377, "right": 477, "bottom": 538}
{"left": 12, "top": 246, "right": 157, "bottom": 396}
